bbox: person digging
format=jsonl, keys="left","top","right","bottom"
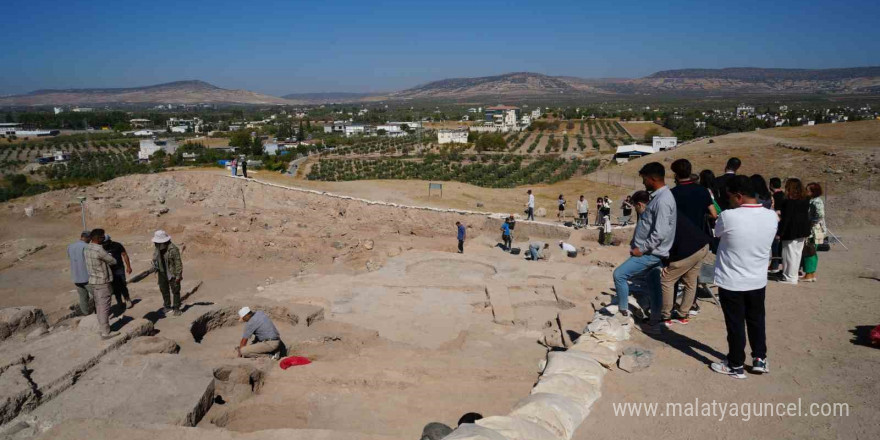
{"left": 236, "top": 307, "right": 284, "bottom": 359}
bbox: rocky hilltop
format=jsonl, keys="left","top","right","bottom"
{"left": 0, "top": 80, "right": 295, "bottom": 106}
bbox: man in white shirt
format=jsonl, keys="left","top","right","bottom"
{"left": 559, "top": 241, "right": 577, "bottom": 258}
{"left": 576, "top": 195, "right": 589, "bottom": 225}
{"left": 526, "top": 190, "right": 535, "bottom": 221}
{"left": 711, "top": 175, "right": 777, "bottom": 380}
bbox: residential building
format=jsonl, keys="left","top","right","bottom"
{"left": 484, "top": 105, "right": 520, "bottom": 127}
{"left": 736, "top": 105, "right": 755, "bottom": 116}
{"left": 138, "top": 139, "right": 179, "bottom": 161}
{"left": 652, "top": 136, "right": 678, "bottom": 151}
{"left": 437, "top": 129, "right": 468, "bottom": 144}
{"left": 54, "top": 107, "right": 64, "bottom": 115}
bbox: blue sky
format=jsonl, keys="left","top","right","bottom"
{"left": 2, "top": 0, "right": 878, "bottom": 96}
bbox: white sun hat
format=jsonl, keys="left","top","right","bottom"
{"left": 238, "top": 307, "right": 251, "bottom": 319}
{"left": 151, "top": 230, "right": 171, "bottom": 243}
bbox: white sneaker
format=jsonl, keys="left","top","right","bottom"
{"left": 711, "top": 361, "right": 746, "bottom": 379}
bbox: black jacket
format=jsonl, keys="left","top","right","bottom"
{"left": 669, "top": 213, "right": 711, "bottom": 262}
{"left": 778, "top": 198, "right": 811, "bottom": 240}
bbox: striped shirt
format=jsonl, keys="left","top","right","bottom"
{"left": 84, "top": 243, "right": 116, "bottom": 285}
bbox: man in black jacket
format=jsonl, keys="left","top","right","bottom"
{"left": 714, "top": 157, "right": 741, "bottom": 211}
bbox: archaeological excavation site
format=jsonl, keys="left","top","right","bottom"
{"left": 0, "top": 171, "right": 643, "bottom": 440}
{"left": 1, "top": 169, "right": 877, "bottom": 440}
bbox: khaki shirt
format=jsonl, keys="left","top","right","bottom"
{"left": 153, "top": 243, "right": 183, "bottom": 280}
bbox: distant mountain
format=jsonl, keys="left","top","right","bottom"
{"left": 616, "top": 67, "right": 880, "bottom": 95}
{"left": 389, "top": 72, "right": 607, "bottom": 99}
{"left": 0, "top": 80, "right": 294, "bottom": 106}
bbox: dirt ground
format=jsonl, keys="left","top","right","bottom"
{"left": 2, "top": 119, "right": 880, "bottom": 439}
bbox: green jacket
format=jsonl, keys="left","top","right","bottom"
{"left": 153, "top": 243, "right": 183, "bottom": 279}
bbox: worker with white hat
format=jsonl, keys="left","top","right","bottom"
{"left": 151, "top": 230, "right": 183, "bottom": 316}
{"left": 236, "top": 306, "right": 283, "bottom": 359}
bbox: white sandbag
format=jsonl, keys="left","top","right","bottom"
{"left": 568, "top": 337, "right": 620, "bottom": 368}
{"left": 443, "top": 424, "right": 509, "bottom": 440}
{"left": 542, "top": 351, "right": 606, "bottom": 385}
{"left": 532, "top": 373, "right": 602, "bottom": 408}
{"left": 476, "top": 415, "right": 560, "bottom": 440}
{"left": 586, "top": 316, "right": 629, "bottom": 342}
{"left": 510, "top": 392, "right": 589, "bottom": 440}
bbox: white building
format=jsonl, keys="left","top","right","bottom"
{"left": 652, "top": 136, "right": 678, "bottom": 151}
{"left": 54, "top": 107, "right": 64, "bottom": 115}
{"left": 695, "top": 121, "right": 706, "bottom": 129}
{"left": 377, "top": 124, "right": 403, "bottom": 134}
{"left": 0, "top": 123, "right": 58, "bottom": 137}
{"left": 263, "top": 143, "right": 280, "bottom": 156}
{"left": 71, "top": 107, "right": 93, "bottom": 113}
{"left": 133, "top": 129, "right": 155, "bottom": 137}
{"left": 614, "top": 144, "right": 656, "bottom": 163}
{"left": 531, "top": 108, "right": 542, "bottom": 119}
{"left": 736, "top": 105, "right": 755, "bottom": 116}
{"left": 138, "top": 139, "right": 179, "bottom": 161}
{"left": 437, "top": 129, "right": 468, "bottom": 144}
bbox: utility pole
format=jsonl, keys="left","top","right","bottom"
{"left": 77, "top": 196, "right": 87, "bottom": 230}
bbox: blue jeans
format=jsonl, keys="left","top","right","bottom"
{"left": 613, "top": 254, "right": 663, "bottom": 318}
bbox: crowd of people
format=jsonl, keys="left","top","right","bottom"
{"left": 610, "top": 157, "right": 828, "bottom": 380}
{"left": 452, "top": 156, "right": 827, "bottom": 379}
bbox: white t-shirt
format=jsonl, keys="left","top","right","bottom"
{"left": 713, "top": 204, "right": 778, "bottom": 291}
{"left": 576, "top": 200, "right": 588, "bottom": 214}
{"left": 528, "top": 194, "right": 535, "bottom": 208}
{"left": 560, "top": 242, "right": 577, "bottom": 253}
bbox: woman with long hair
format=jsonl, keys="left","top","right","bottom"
{"left": 801, "top": 183, "right": 826, "bottom": 282}
{"left": 777, "top": 178, "right": 811, "bottom": 284}
{"left": 750, "top": 174, "right": 773, "bottom": 209}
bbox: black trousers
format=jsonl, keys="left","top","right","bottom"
{"left": 718, "top": 287, "right": 767, "bottom": 367}
{"left": 502, "top": 234, "right": 512, "bottom": 250}
{"left": 770, "top": 237, "right": 782, "bottom": 270}
{"left": 527, "top": 207, "right": 534, "bottom": 221}
{"left": 111, "top": 274, "right": 131, "bottom": 304}
{"left": 458, "top": 240, "right": 464, "bottom": 253}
